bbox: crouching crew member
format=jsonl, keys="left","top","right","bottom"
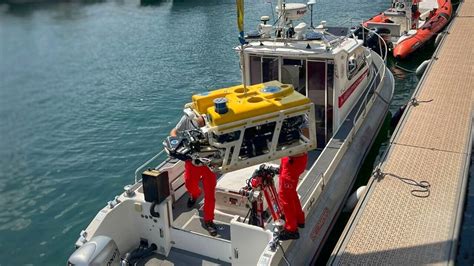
{"left": 170, "top": 113, "right": 218, "bottom": 236}
{"left": 278, "top": 119, "right": 309, "bottom": 240}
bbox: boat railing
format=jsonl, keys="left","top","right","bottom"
{"left": 133, "top": 149, "right": 167, "bottom": 183}
{"left": 342, "top": 18, "right": 368, "bottom": 41}
{"left": 351, "top": 25, "right": 388, "bottom": 129}
{"left": 343, "top": 18, "right": 390, "bottom": 132}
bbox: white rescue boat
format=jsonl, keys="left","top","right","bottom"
{"left": 68, "top": 1, "right": 394, "bottom": 265}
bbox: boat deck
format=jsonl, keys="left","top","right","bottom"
{"left": 137, "top": 53, "right": 390, "bottom": 265}
{"left": 140, "top": 248, "right": 230, "bottom": 266}
{"left": 170, "top": 152, "right": 320, "bottom": 240}
{"left": 330, "top": 1, "right": 474, "bottom": 264}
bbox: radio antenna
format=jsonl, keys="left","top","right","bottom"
{"left": 307, "top": 0, "right": 316, "bottom": 28}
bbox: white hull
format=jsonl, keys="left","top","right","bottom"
{"left": 274, "top": 51, "right": 394, "bottom": 264}
{"left": 69, "top": 2, "right": 396, "bottom": 262}
{"left": 70, "top": 50, "right": 394, "bottom": 265}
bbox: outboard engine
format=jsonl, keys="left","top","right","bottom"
{"left": 68, "top": 235, "right": 120, "bottom": 266}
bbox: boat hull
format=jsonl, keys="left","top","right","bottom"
{"left": 260, "top": 51, "right": 395, "bottom": 265}
{"left": 363, "top": 0, "right": 452, "bottom": 59}
{"left": 393, "top": 0, "right": 452, "bottom": 59}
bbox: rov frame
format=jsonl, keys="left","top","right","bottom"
{"left": 198, "top": 102, "right": 317, "bottom": 173}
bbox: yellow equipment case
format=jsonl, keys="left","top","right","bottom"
{"left": 164, "top": 81, "right": 316, "bottom": 173}
{"left": 192, "top": 81, "right": 311, "bottom": 126}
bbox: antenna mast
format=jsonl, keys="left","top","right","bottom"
{"left": 277, "top": 0, "right": 284, "bottom": 32}
{"left": 308, "top": 0, "right": 316, "bottom": 28}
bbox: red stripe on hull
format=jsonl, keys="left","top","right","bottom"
{"left": 338, "top": 69, "right": 368, "bottom": 108}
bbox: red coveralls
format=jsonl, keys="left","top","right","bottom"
{"left": 279, "top": 153, "right": 308, "bottom": 232}
{"left": 184, "top": 160, "right": 216, "bottom": 222}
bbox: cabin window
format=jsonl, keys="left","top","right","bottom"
{"left": 347, "top": 55, "right": 358, "bottom": 80}
{"left": 307, "top": 60, "right": 335, "bottom": 147}
{"left": 281, "top": 59, "right": 306, "bottom": 95}
{"left": 262, "top": 57, "right": 279, "bottom": 83}
{"left": 249, "top": 56, "right": 279, "bottom": 85}
{"left": 347, "top": 52, "right": 367, "bottom": 80}
{"left": 307, "top": 61, "right": 326, "bottom": 148}
{"left": 249, "top": 56, "right": 262, "bottom": 85}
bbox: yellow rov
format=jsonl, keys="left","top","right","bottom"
{"left": 165, "top": 80, "right": 317, "bottom": 173}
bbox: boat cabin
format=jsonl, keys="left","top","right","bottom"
{"left": 241, "top": 36, "right": 371, "bottom": 148}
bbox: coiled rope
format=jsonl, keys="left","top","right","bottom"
{"left": 374, "top": 168, "right": 431, "bottom": 198}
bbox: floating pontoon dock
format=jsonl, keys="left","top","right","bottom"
{"left": 330, "top": 1, "right": 474, "bottom": 264}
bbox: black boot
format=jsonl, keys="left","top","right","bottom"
{"left": 279, "top": 229, "right": 300, "bottom": 240}
{"left": 204, "top": 221, "right": 218, "bottom": 237}
{"left": 187, "top": 197, "right": 196, "bottom": 208}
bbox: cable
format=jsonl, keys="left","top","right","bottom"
{"left": 278, "top": 242, "right": 291, "bottom": 266}
{"left": 189, "top": 119, "right": 200, "bottom": 130}
{"left": 374, "top": 168, "right": 431, "bottom": 198}
{"left": 243, "top": 207, "right": 252, "bottom": 223}
{"left": 149, "top": 201, "right": 160, "bottom": 217}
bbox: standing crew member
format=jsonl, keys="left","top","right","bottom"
{"left": 170, "top": 111, "right": 218, "bottom": 236}
{"left": 278, "top": 119, "right": 309, "bottom": 240}
{"left": 411, "top": 3, "right": 421, "bottom": 29}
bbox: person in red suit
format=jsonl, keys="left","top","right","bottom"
{"left": 170, "top": 113, "right": 217, "bottom": 236}
{"left": 411, "top": 3, "right": 421, "bottom": 29}
{"left": 278, "top": 119, "right": 309, "bottom": 240}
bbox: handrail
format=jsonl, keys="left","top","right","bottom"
{"left": 134, "top": 149, "right": 166, "bottom": 183}
{"left": 351, "top": 25, "right": 388, "bottom": 134}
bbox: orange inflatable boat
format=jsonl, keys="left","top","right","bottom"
{"left": 363, "top": 0, "right": 452, "bottom": 59}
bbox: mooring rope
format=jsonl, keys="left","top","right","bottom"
{"left": 374, "top": 168, "right": 431, "bottom": 198}
{"left": 410, "top": 97, "right": 434, "bottom": 106}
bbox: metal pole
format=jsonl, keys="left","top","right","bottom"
{"left": 237, "top": 0, "right": 247, "bottom": 96}
{"left": 241, "top": 45, "right": 247, "bottom": 96}
{"left": 278, "top": 0, "right": 284, "bottom": 30}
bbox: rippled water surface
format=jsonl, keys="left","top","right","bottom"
{"left": 0, "top": 0, "right": 437, "bottom": 264}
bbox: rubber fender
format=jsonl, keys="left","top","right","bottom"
{"left": 343, "top": 186, "right": 367, "bottom": 212}
{"left": 435, "top": 32, "right": 444, "bottom": 47}
{"left": 416, "top": 60, "right": 430, "bottom": 76}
